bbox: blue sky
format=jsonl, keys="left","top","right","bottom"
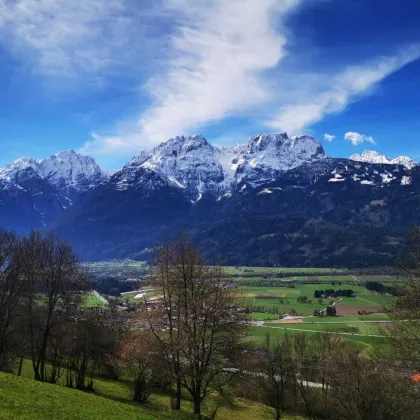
{"left": 0, "top": 0, "right": 420, "bottom": 169}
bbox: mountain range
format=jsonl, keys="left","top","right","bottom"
{"left": 1, "top": 133, "right": 419, "bottom": 267}
{"left": 349, "top": 150, "right": 418, "bottom": 169}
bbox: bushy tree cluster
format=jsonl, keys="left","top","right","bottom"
{"left": 313, "top": 289, "right": 354, "bottom": 299}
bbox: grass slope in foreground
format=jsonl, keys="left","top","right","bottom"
{"left": 0, "top": 372, "right": 191, "bottom": 420}
{"left": 0, "top": 370, "right": 303, "bottom": 420}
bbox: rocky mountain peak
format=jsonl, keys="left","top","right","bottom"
{"left": 0, "top": 150, "right": 107, "bottom": 197}
{"left": 246, "top": 133, "right": 289, "bottom": 153}
{"left": 349, "top": 150, "right": 417, "bottom": 169}
{"left": 40, "top": 149, "right": 105, "bottom": 188}
{"left": 116, "top": 132, "right": 327, "bottom": 198}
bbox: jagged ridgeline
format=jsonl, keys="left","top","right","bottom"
{"left": 0, "top": 133, "right": 419, "bottom": 266}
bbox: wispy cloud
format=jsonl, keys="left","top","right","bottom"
{"left": 344, "top": 132, "right": 376, "bottom": 146}
{"left": 267, "top": 46, "right": 420, "bottom": 134}
{"left": 2, "top": 1, "right": 419, "bottom": 157}
{"left": 82, "top": 0, "right": 303, "bottom": 154}
{"left": 324, "top": 133, "right": 336, "bottom": 142}
{"left": 0, "top": 0, "right": 158, "bottom": 84}
{"left": 85, "top": 16, "right": 420, "bottom": 156}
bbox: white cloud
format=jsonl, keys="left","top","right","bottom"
{"left": 86, "top": 34, "right": 420, "bottom": 156}
{"left": 267, "top": 46, "right": 420, "bottom": 134}
{"left": 82, "top": 0, "right": 303, "bottom": 155}
{"left": 324, "top": 133, "right": 335, "bottom": 142}
{"left": 2, "top": 1, "right": 420, "bottom": 157}
{"left": 344, "top": 132, "right": 376, "bottom": 146}
{"left": 0, "top": 0, "right": 157, "bottom": 83}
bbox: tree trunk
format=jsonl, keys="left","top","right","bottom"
{"left": 17, "top": 356, "right": 24, "bottom": 376}
{"left": 174, "top": 376, "right": 182, "bottom": 410}
{"left": 275, "top": 393, "right": 281, "bottom": 420}
{"left": 193, "top": 394, "right": 201, "bottom": 416}
{"left": 36, "top": 328, "right": 50, "bottom": 382}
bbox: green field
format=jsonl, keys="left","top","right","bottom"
{"left": 241, "top": 280, "right": 395, "bottom": 317}
{"left": 241, "top": 283, "right": 383, "bottom": 316}
{"left": 338, "top": 294, "right": 395, "bottom": 307}
{"left": 223, "top": 266, "right": 348, "bottom": 275}
{"left": 236, "top": 275, "right": 356, "bottom": 283}
{"left": 249, "top": 324, "right": 387, "bottom": 347}
{"left": 324, "top": 313, "right": 390, "bottom": 322}
{"left": 242, "top": 287, "right": 327, "bottom": 316}
{"left": 249, "top": 312, "right": 282, "bottom": 321}
{"left": 263, "top": 322, "right": 381, "bottom": 335}
{"left": 354, "top": 275, "right": 399, "bottom": 283}
{"left": 83, "top": 293, "right": 106, "bottom": 307}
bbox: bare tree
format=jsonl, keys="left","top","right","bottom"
{"left": 258, "top": 334, "right": 294, "bottom": 420}
{"left": 113, "top": 330, "right": 158, "bottom": 403}
{"left": 148, "top": 234, "right": 247, "bottom": 416}
{"left": 18, "top": 231, "right": 89, "bottom": 382}
{"left": 379, "top": 226, "right": 420, "bottom": 366}
{"left": 0, "top": 230, "right": 23, "bottom": 371}
{"left": 310, "top": 331, "right": 345, "bottom": 395}
{"left": 148, "top": 239, "right": 183, "bottom": 409}
{"left": 326, "top": 345, "right": 417, "bottom": 420}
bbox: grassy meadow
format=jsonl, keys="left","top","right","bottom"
{"left": 4, "top": 360, "right": 303, "bottom": 420}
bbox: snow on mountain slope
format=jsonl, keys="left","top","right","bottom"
{"left": 350, "top": 150, "right": 417, "bottom": 169}
{"left": 39, "top": 150, "right": 106, "bottom": 191}
{"left": 117, "top": 133, "right": 326, "bottom": 199}
{"left": 232, "top": 133, "right": 325, "bottom": 186}
{"left": 0, "top": 151, "right": 108, "bottom": 196}
{"left": 123, "top": 135, "right": 225, "bottom": 198}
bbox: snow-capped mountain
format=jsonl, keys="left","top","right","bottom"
{"left": 1, "top": 132, "right": 420, "bottom": 267}
{"left": 120, "top": 135, "right": 225, "bottom": 199}
{"left": 229, "top": 133, "right": 325, "bottom": 188}
{"left": 114, "top": 133, "right": 326, "bottom": 199}
{"left": 0, "top": 151, "right": 109, "bottom": 230}
{"left": 0, "top": 150, "right": 108, "bottom": 195}
{"left": 349, "top": 150, "right": 418, "bottom": 169}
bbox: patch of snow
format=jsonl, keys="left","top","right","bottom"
{"left": 258, "top": 188, "right": 273, "bottom": 195}
{"left": 401, "top": 176, "right": 412, "bottom": 186}
{"left": 380, "top": 173, "right": 396, "bottom": 184}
